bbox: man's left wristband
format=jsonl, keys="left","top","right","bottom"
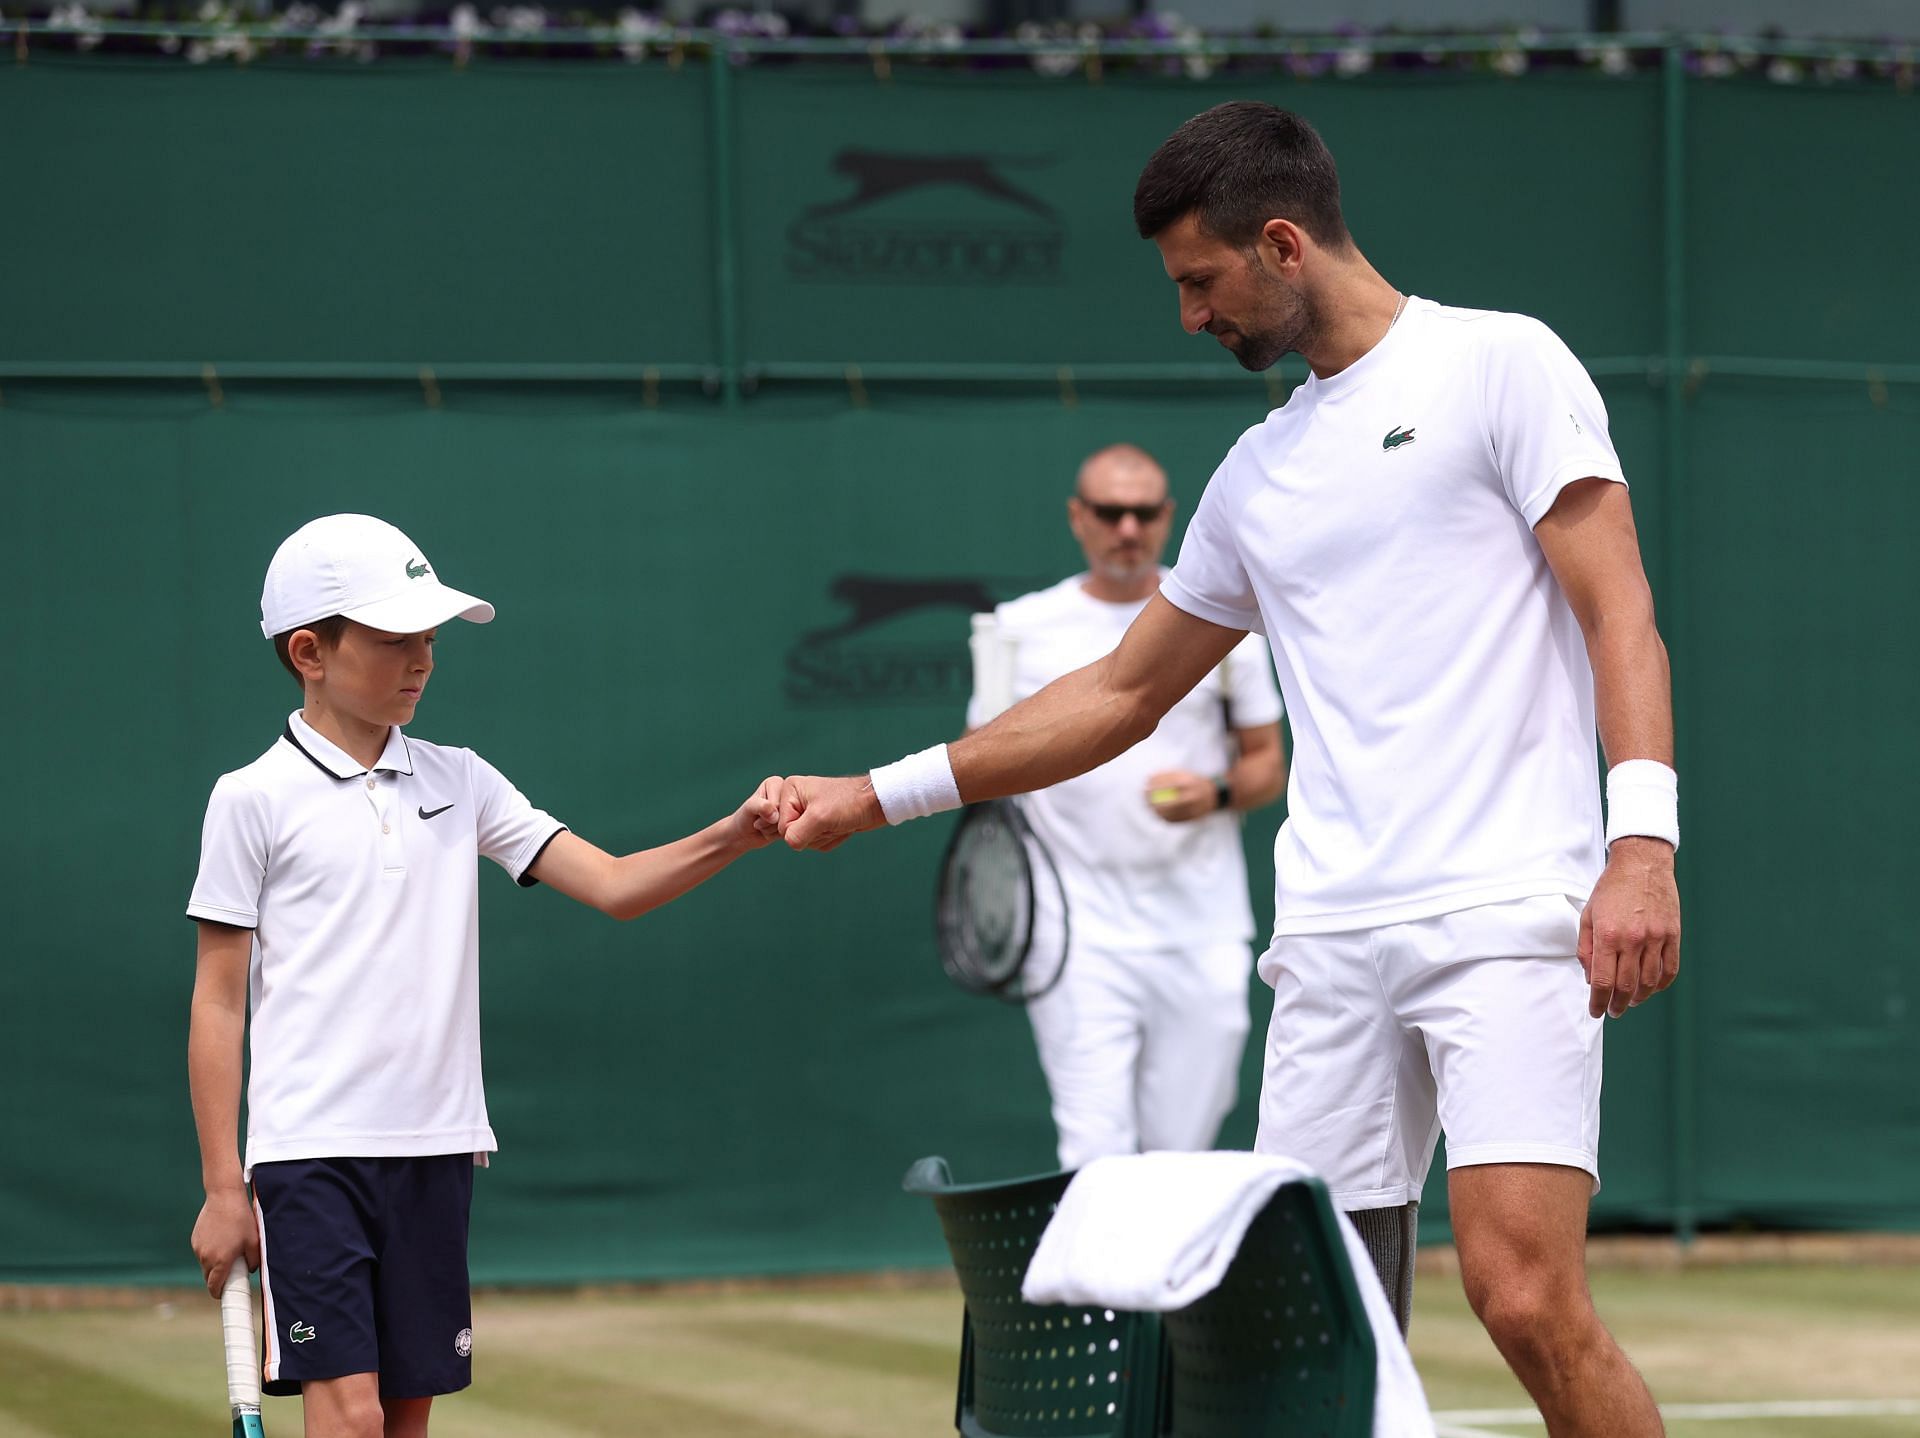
{"left": 1213, "top": 777, "right": 1233, "bottom": 813}
{"left": 1604, "top": 759, "right": 1679, "bottom": 851}
{"left": 869, "top": 744, "right": 962, "bottom": 825}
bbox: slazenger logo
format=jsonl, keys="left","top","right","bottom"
{"left": 786, "top": 149, "right": 1065, "bottom": 286}
{"left": 785, "top": 574, "right": 1027, "bottom": 707}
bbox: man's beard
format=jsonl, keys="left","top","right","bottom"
{"left": 1094, "top": 551, "right": 1157, "bottom": 586}
{"left": 1221, "top": 268, "right": 1314, "bottom": 372}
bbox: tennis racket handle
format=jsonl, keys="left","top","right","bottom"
{"left": 969, "top": 612, "right": 1017, "bottom": 722}
{"left": 221, "top": 1264, "right": 264, "bottom": 1419}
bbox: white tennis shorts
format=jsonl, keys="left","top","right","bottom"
{"left": 1253, "top": 894, "right": 1602, "bottom": 1210}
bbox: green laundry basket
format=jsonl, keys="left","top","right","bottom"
{"left": 1159, "top": 1177, "right": 1376, "bottom": 1437}
{"left": 904, "top": 1156, "right": 1166, "bottom": 1438}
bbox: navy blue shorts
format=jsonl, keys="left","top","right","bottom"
{"left": 252, "top": 1154, "right": 475, "bottom": 1399}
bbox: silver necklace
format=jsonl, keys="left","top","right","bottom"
{"left": 1387, "top": 290, "right": 1408, "bottom": 332}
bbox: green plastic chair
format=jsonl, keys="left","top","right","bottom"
{"left": 903, "top": 1156, "right": 1166, "bottom": 1438}
{"left": 1158, "top": 1177, "right": 1376, "bottom": 1437}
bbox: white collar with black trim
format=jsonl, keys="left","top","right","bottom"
{"left": 281, "top": 709, "right": 416, "bottom": 780}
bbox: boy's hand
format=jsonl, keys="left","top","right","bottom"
{"left": 732, "top": 776, "right": 786, "bottom": 852}
{"left": 191, "top": 1186, "right": 259, "bottom": 1299}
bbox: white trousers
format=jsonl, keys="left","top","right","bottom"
{"left": 1254, "top": 895, "right": 1604, "bottom": 1210}
{"left": 1026, "top": 938, "right": 1253, "bottom": 1172}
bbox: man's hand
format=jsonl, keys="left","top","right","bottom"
{"left": 779, "top": 775, "right": 887, "bottom": 852}
{"left": 1579, "top": 836, "right": 1681, "bottom": 1019}
{"left": 190, "top": 1185, "right": 259, "bottom": 1299}
{"left": 1145, "top": 769, "right": 1222, "bottom": 824}
{"left": 730, "top": 776, "right": 786, "bottom": 852}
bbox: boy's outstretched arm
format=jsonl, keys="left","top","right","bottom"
{"left": 188, "top": 919, "right": 260, "bottom": 1298}
{"left": 529, "top": 777, "right": 783, "bottom": 921}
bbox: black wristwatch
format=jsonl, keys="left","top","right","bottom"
{"left": 1213, "top": 778, "right": 1233, "bottom": 813}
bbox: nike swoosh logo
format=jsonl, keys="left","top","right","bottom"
{"left": 419, "top": 804, "right": 455, "bottom": 820}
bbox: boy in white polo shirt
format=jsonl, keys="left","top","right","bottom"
{"left": 187, "top": 514, "right": 782, "bottom": 1437}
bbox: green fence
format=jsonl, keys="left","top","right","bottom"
{"left": 2, "top": 43, "right": 1916, "bottom": 1285}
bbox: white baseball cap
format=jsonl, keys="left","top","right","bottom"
{"left": 260, "top": 514, "right": 495, "bottom": 639}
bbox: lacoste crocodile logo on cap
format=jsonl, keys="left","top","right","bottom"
{"left": 406, "top": 557, "right": 431, "bottom": 579}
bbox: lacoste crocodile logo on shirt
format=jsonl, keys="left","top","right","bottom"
{"left": 1383, "top": 426, "right": 1417, "bottom": 451}
{"left": 419, "top": 804, "right": 455, "bottom": 821}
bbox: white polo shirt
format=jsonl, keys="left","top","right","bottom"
{"left": 967, "top": 574, "right": 1284, "bottom": 950}
{"left": 1163, "top": 298, "right": 1625, "bottom": 935}
{"left": 187, "top": 711, "right": 565, "bottom": 1173}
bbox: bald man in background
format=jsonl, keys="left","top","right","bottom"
{"left": 967, "top": 444, "right": 1287, "bottom": 1168}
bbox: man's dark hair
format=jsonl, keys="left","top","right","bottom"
{"left": 272, "top": 614, "right": 350, "bottom": 685}
{"left": 1133, "top": 102, "right": 1350, "bottom": 249}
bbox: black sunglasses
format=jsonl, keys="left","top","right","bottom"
{"left": 1079, "top": 500, "right": 1169, "bottom": 525}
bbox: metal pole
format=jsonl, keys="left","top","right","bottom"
{"left": 707, "top": 40, "right": 743, "bottom": 407}
{"left": 1661, "top": 38, "right": 1699, "bottom": 1247}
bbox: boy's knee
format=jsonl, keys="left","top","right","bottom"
{"left": 303, "top": 1382, "right": 386, "bottom": 1438}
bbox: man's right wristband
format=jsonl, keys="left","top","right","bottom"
{"left": 869, "top": 744, "right": 962, "bottom": 825}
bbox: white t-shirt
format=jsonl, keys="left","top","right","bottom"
{"left": 967, "top": 575, "right": 1284, "bottom": 950}
{"left": 1162, "top": 298, "right": 1624, "bottom": 936}
{"left": 187, "top": 711, "right": 566, "bottom": 1173}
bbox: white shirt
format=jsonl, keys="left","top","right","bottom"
{"left": 967, "top": 575, "right": 1284, "bottom": 950}
{"left": 187, "top": 711, "right": 566, "bottom": 1173}
{"left": 1163, "top": 298, "right": 1625, "bottom": 935}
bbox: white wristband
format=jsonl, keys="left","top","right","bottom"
{"left": 1604, "top": 759, "right": 1679, "bottom": 851}
{"left": 869, "top": 743, "right": 962, "bottom": 826}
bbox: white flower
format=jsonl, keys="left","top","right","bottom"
{"left": 450, "top": 3, "right": 484, "bottom": 39}
{"left": 1335, "top": 46, "right": 1371, "bottom": 76}
{"left": 616, "top": 8, "right": 666, "bottom": 61}
{"left": 489, "top": 5, "right": 543, "bottom": 36}
{"left": 1700, "top": 52, "right": 1735, "bottom": 78}
{"left": 1599, "top": 44, "right": 1630, "bottom": 76}
{"left": 1766, "top": 57, "right": 1802, "bottom": 84}
{"left": 1493, "top": 48, "right": 1527, "bottom": 77}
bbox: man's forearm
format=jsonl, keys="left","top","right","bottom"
{"left": 1590, "top": 612, "right": 1674, "bottom": 770}
{"left": 950, "top": 655, "right": 1157, "bottom": 803}
{"left": 1225, "top": 751, "right": 1285, "bottom": 810}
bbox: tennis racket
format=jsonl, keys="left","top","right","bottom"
{"left": 220, "top": 1265, "right": 266, "bottom": 1438}
{"left": 934, "top": 797, "right": 1070, "bottom": 1003}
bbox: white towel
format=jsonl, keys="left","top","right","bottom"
{"left": 1020, "top": 1151, "right": 1436, "bottom": 1438}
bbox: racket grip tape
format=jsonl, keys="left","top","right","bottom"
{"left": 221, "top": 1264, "right": 265, "bottom": 1429}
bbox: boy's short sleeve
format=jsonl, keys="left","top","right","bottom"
{"left": 1162, "top": 456, "right": 1265, "bottom": 637}
{"left": 468, "top": 751, "right": 567, "bottom": 887}
{"left": 1480, "top": 314, "right": 1627, "bottom": 528}
{"left": 187, "top": 775, "right": 270, "bottom": 927}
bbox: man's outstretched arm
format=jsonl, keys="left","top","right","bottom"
{"left": 780, "top": 594, "right": 1246, "bottom": 850}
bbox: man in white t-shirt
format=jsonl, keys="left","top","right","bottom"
{"left": 779, "top": 103, "right": 1680, "bottom": 1435}
{"left": 968, "top": 443, "right": 1286, "bottom": 1171}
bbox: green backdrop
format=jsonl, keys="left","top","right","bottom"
{"left": 2, "top": 54, "right": 1915, "bottom": 1285}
